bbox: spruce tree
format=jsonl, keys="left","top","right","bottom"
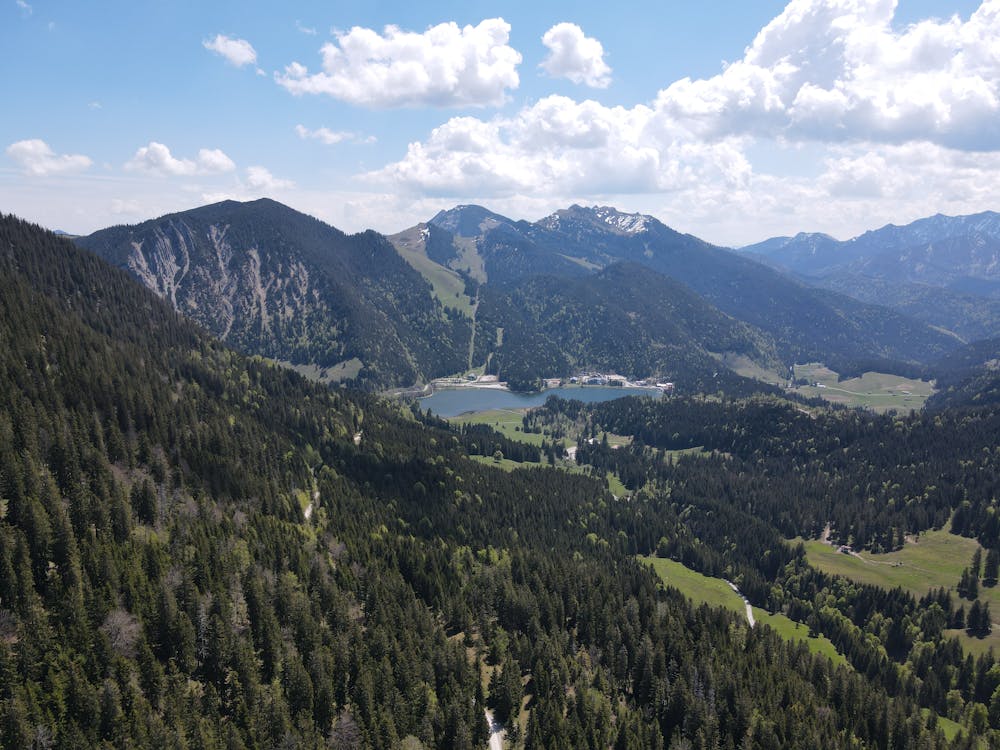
{"left": 985, "top": 548, "right": 999, "bottom": 587}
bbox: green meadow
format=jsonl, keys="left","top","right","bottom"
{"left": 796, "top": 527, "right": 1000, "bottom": 655}
{"left": 639, "top": 556, "right": 848, "bottom": 668}
{"left": 790, "top": 362, "right": 934, "bottom": 413}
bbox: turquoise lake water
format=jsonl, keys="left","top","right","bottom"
{"left": 418, "top": 386, "right": 661, "bottom": 418}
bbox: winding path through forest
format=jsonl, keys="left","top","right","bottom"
{"left": 484, "top": 708, "right": 503, "bottom": 750}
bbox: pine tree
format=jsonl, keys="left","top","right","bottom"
{"left": 984, "top": 548, "right": 999, "bottom": 586}
{"left": 953, "top": 605, "right": 966, "bottom": 630}
{"left": 958, "top": 567, "right": 979, "bottom": 600}
{"left": 968, "top": 600, "right": 990, "bottom": 637}
{"left": 488, "top": 656, "right": 522, "bottom": 729}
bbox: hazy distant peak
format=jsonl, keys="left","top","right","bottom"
{"left": 428, "top": 204, "right": 513, "bottom": 237}
{"left": 741, "top": 231, "right": 838, "bottom": 254}
{"left": 793, "top": 231, "right": 837, "bottom": 243}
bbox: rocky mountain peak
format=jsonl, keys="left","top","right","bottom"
{"left": 537, "top": 204, "right": 656, "bottom": 236}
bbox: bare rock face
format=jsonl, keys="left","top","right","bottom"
{"left": 77, "top": 199, "right": 470, "bottom": 389}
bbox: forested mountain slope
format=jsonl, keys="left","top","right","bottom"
{"left": 527, "top": 391, "right": 1000, "bottom": 741}
{"left": 417, "top": 204, "right": 960, "bottom": 376}
{"left": 473, "top": 262, "right": 780, "bottom": 392}
{"left": 77, "top": 198, "right": 960, "bottom": 395}
{"left": 0, "top": 214, "right": 965, "bottom": 747}
{"left": 743, "top": 211, "right": 1000, "bottom": 341}
{"left": 425, "top": 205, "right": 588, "bottom": 284}
{"left": 926, "top": 337, "right": 1000, "bottom": 409}
{"left": 77, "top": 199, "right": 470, "bottom": 389}
{"left": 0, "top": 214, "right": 488, "bottom": 746}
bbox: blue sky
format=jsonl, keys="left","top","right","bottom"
{"left": 1, "top": 0, "right": 995, "bottom": 245}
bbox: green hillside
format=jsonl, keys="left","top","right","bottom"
{"left": 0, "top": 214, "right": 967, "bottom": 748}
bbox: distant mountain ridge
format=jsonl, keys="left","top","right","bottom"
{"left": 76, "top": 198, "right": 964, "bottom": 394}
{"left": 742, "top": 211, "right": 1000, "bottom": 340}
{"left": 403, "top": 203, "right": 959, "bottom": 377}
{"left": 77, "top": 199, "right": 470, "bottom": 389}
{"left": 743, "top": 211, "right": 1000, "bottom": 281}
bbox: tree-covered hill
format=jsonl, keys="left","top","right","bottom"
{"left": 0, "top": 215, "right": 967, "bottom": 747}
{"left": 473, "top": 262, "right": 781, "bottom": 392}
{"left": 926, "top": 336, "right": 1000, "bottom": 410}
{"left": 76, "top": 199, "right": 470, "bottom": 390}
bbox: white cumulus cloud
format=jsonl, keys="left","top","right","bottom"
{"left": 368, "top": 95, "right": 749, "bottom": 197}
{"left": 540, "top": 23, "right": 612, "bottom": 88}
{"left": 275, "top": 18, "right": 521, "bottom": 108}
{"left": 125, "top": 142, "right": 236, "bottom": 176}
{"left": 654, "top": 0, "right": 1000, "bottom": 150}
{"left": 368, "top": 0, "right": 1000, "bottom": 244}
{"left": 6, "top": 139, "right": 92, "bottom": 176}
{"left": 203, "top": 34, "right": 258, "bottom": 67}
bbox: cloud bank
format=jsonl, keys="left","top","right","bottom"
{"left": 654, "top": 0, "right": 1000, "bottom": 150}
{"left": 6, "top": 139, "right": 92, "bottom": 176}
{"left": 372, "top": 0, "right": 1000, "bottom": 231}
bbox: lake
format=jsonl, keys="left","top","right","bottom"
{"left": 418, "top": 385, "right": 662, "bottom": 418}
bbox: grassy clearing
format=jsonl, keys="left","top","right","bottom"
{"left": 449, "top": 409, "right": 633, "bottom": 452}
{"left": 450, "top": 409, "right": 548, "bottom": 447}
{"left": 796, "top": 526, "right": 1000, "bottom": 655}
{"left": 663, "top": 446, "right": 709, "bottom": 462}
{"left": 469, "top": 454, "right": 546, "bottom": 472}
{"left": 605, "top": 472, "right": 627, "bottom": 497}
{"left": 719, "top": 353, "right": 785, "bottom": 386}
{"left": 640, "top": 556, "right": 745, "bottom": 615}
{"left": 394, "top": 240, "right": 476, "bottom": 317}
{"left": 944, "top": 628, "right": 1000, "bottom": 657}
{"left": 639, "top": 556, "right": 848, "bottom": 666}
{"left": 921, "top": 709, "right": 965, "bottom": 743}
{"left": 796, "top": 526, "right": 979, "bottom": 600}
{"left": 276, "top": 358, "right": 363, "bottom": 384}
{"left": 601, "top": 431, "right": 632, "bottom": 448}
{"left": 789, "top": 362, "right": 935, "bottom": 413}
{"left": 750, "top": 608, "right": 849, "bottom": 668}
{"left": 468, "top": 455, "right": 627, "bottom": 501}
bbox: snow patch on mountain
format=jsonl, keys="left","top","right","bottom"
{"left": 592, "top": 206, "right": 649, "bottom": 234}
{"left": 538, "top": 205, "right": 654, "bottom": 236}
